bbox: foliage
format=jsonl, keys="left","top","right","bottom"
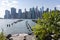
{"left": 32, "top": 10, "right": 60, "bottom": 40}
{"left": 0, "top": 30, "right": 6, "bottom": 40}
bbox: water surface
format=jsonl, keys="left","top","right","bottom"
{"left": 0, "top": 19, "right": 36, "bottom": 35}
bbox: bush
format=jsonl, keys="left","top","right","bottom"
{"left": 32, "top": 10, "right": 60, "bottom": 40}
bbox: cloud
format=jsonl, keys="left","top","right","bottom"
{"left": 1, "top": 0, "right": 19, "bottom": 7}
{"left": 12, "top": 1, "right": 18, "bottom": 4}
{"left": 56, "top": 5, "right": 60, "bottom": 10}
{"left": 10, "top": 1, "right": 19, "bottom": 7}
{"left": 1, "top": 0, "right": 19, "bottom": 9}
{"left": 56, "top": 5, "right": 60, "bottom": 8}
{"left": 0, "top": 0, "right": 19, "bottom": 18}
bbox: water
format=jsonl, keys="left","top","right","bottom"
{"left": 0, "top": 19, "right": 36, "bottom": 35}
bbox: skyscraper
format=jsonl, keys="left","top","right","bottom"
{"left": 54, "top": 7, "right": 57, "bottom": 11}
{"left": 18, "top": 9, "right": 22, "bottom": 19}
{"left": 22, "top": 12, "right": 25, "bottom": 19}
{"left": 46, "top": 8, "right": 49, "bottom": 12}
{"left": 35, "top": 6, "right": 39, "bottom": 19}
{"left": 29, "top": 8, "right": 32, "bottom": 19}
{"left": 11, "top": 7, "right": 17, "bottom": 19}
{"left": 31, "top": 7, "right": 35, "bottom": 19}
{"left": 27, "top": 11, "right": 31, "bottom": 19}
{"left": 4, "top": 10, "right": 11, "bottom": 19}
{"left": 41, "top": 6, "right": 44, "bottom": 13}
{"left": 40, "top": 8, "right": 42, "bottom": 18}
{"left": 24, "top": 8, "right": 28, "bottom": 19}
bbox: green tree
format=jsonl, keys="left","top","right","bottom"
{"left": 0, "top": 29, "right": 6, "bottom": 40}
{"left": 32, "top": 10, "right": 60, "bottom": 40}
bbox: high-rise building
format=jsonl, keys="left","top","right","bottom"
{"left": 11, "top": 7, "right": 17, "bottom": 19}
{"left": 39, "top": 6, "right": 44, "bottom": 18}
{"left": 40, "top": 8, "right": 42, "bottom": 18}
{"left": 35, "top": 6, "right": 39, "bottom": 19}
{"left": 46, "top": 8, "right": 49, "bottom": 12}
{"left": 18, "top": 9, "right": 22, "bottom": 19}
{"left": 22, "top": 12, "right": 25, "bottom": 19}
{"left": 24, "top": 8, "right": 28, "bottom": 19}
{"left": 29, "top": 8, "right": 32, "bottom": 19}
{"left": 31, "top": 7, "right": 35, "bottom": 19}
{"left": 54, "top": 7, "right": 57, "bottom": 11}
{"left": 41, "top": 6, "right": 44, "bottom": 13}
{"left": 27, "top": 11, "right": 31, "bottom": 19}
{"left": 4, "top": 10, "right": 11, "bottom": 19}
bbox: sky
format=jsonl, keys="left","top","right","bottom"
{"left": 0, "top": 0, "right": 60, "bottom": 18}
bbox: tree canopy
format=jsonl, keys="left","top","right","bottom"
{"left": 0, "top": 32, "right": 6, "bottom": 40}
{"left": 32, "top": 10, "right": 60, "bottom": 40}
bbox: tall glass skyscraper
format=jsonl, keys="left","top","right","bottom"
{"left": 18, "top": 9, "right": 22, "bottom": 19}
{"left": 4, "top": 10, "right": 11, "bottom": 19}
{"left": 11, "top": 7, "right": 16, "bottom": 19}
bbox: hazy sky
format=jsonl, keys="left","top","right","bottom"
{"left": 0, "top": 0, "right": 60, "bottom": 18}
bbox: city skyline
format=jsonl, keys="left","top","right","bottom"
{"left": 4, "top": 7, "right": 57, "bottom": 19}
{"left": 0, "top": 0, "right": 60, "bottom": 18}
{"left": 4, "top": 7, "right": 44, "bottom": 19}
